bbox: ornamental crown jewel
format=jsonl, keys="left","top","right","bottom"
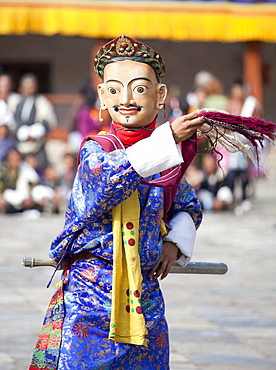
{"left": 94, "top": 35, "right": 165, "bottom": 80}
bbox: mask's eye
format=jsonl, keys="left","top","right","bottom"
{"left": 134, "top": 85, "right": 148, "bottom": 94}
{"left": 108, "top": 87, "right": 118, "bottom": 95}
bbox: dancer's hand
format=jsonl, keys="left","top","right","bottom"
{"left": 148, "top": 241, "right": 179, "bottom": 280}
{"left": 170, "top": 110, "right": 205, "bottom": 143}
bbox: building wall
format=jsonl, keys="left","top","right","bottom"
{"left": 262, "top": 43, "right": 276, "bottom": 122}
{"left": 0, "top": 35, "right": 92, "bottom": 93}
{"left": 0, "top": 35, "right": 275, "bottom": 121}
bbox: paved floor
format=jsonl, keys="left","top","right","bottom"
{"left": 0, "top": 148, "right": 275, "bottom": 370}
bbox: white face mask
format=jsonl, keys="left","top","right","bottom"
{"left": 98, "top": 60, "right": 167, "bottom": 128}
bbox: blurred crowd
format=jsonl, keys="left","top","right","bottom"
{"left": 0, "top": 72, "right": 104, "bottom": 217}
{"left": 167, "top": 70, "right": 265, "bottom": 216}
{"left": 0, "top": 70, "right": 267, "bottom": 217}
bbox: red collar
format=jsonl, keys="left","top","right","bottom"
{"left": 111, "top": 120, "right": 156, "bottom": 147}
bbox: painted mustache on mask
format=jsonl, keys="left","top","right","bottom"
{"left": 113, "top": 105, "right": 142, "bottom": 112}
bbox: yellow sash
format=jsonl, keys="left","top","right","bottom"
{"left": 109, "top": 190, "right": 148, "bottom": 346}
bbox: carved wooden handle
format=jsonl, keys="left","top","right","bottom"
{"left": 22, "top": 257, "right": 57, "bottom": 268}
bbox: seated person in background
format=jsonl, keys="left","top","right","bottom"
{"left": 31, "top": 164, "right": 64, "bottom": 214}
{"left": 196, "top": 154, "right": 233, "bottom": 211}
{"left": 60, "top": 152, "right": 77, "bottom": 196}
{"left": 0, "top": 148, "right": 39, "bottom": 213}
{"left": 0, "top": 123, "right": 16, "bottom": 162}
{"left": 24, "top": 154, "right": 44, "bottom": 180}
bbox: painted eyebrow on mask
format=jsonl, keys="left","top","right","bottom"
{"left": 106, "top": 77, "right": 151, "bottom": 86}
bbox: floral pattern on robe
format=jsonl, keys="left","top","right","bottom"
{"left": 47, "top": 140, "right": 202, "bottom": 369}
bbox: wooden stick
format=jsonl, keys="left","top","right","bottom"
{"left": 170, "top": 262, "right": 228, "bottom": 275}
{"left": 22, "top": 257, "right": 228, "bottom": 275}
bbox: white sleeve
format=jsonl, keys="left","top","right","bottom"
{"left": 163, "top": 211, "right": 196, "bottom": 266}
{"left": 35, "top": 95, "right": 58, "bottom": 129}
{"left": 126, "top": 121, "right": 183, "bottom": 177}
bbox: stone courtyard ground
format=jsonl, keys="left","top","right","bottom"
{"left": 0, "top": 148, "right": 275, "bottom": 370}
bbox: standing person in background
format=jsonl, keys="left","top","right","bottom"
{"left": 189, "top": 86, "right": 207, "bottom": 112}
{"left": 0, "top": 98, "right": 14, "bottom": 128}
{"left": 29, "top": 35, "right": 204, "bottom": 370}
{"left": 14, "top": 73, "right": 58, "bottom": 171}
{"left": 226, "top": 79, "right": 263, "bottom": 118}
{"left": 0, "top": 73, "right": 21, "bottom": 117}
{"left": 204, "top": 76, "right": 228, "bottom": 111}
{"left": 225, "top": 80, "right": 263, "bottom": 214}
{"left": 75, "top": 77, "right": 101, "bottom": 137}
{"left": 186, "top": 70, "right": 214, "bottom": 111}
{"left": 67, "top": 77, "right": 110, "bottom": 152}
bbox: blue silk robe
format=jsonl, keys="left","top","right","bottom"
{"left": 49, "top": 140, "right": 202, "bottom": 370}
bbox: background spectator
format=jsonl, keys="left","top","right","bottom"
{"left": 60, "top": 152, "right": 77, "bottom": 191}
{"left": 224, "top": 80, "right": 264, "bottom": 214}
{"left": 0, "top": 124, "right": 16, "bottom": 162}
{"left": 67, "top": 77, "right": 109, "bottom": 152}
{"left": 196, "top": 154, "right": 233, "bottom": 212}
{"left": 0, "top": 148, "right": 39, "bottom": 213}
{"left": 226, "top": 79, "right": 263, "bottom": 118}
{"left": 31, "top": 159, "right": 76, "bottom": 214}
{"left": 14, "top": 73, "right": 58, "bottom": 171}
{"left": 0, "top": 99, "right": 14, "bottom": 127}
{"left": 204, "top": 76, "right": 228, "bottom": 110}
{"left": 0, "top": 99, "right": 16, "bottom": 161}
{"left": 186, "top": 70, "right": 214, "bottom": 110}
{"left": 0, "top": 73, "right": 21, "bottom": 116}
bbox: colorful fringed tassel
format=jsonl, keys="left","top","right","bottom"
{"left": 198, "top": 110, "right": 276, "bottom": 167}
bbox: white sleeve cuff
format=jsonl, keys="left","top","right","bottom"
{"left": 163, "top": 212, "right": 196, "bottom": 266}
{"left": 126, "top": 121, "right": 183, "bottom": 178}
{"left": 30, "top": 122, "right": 47, "bottom": 139}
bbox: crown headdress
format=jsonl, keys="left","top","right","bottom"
{"left": 94, "top": 35, "right": 165, "bottom": 80}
